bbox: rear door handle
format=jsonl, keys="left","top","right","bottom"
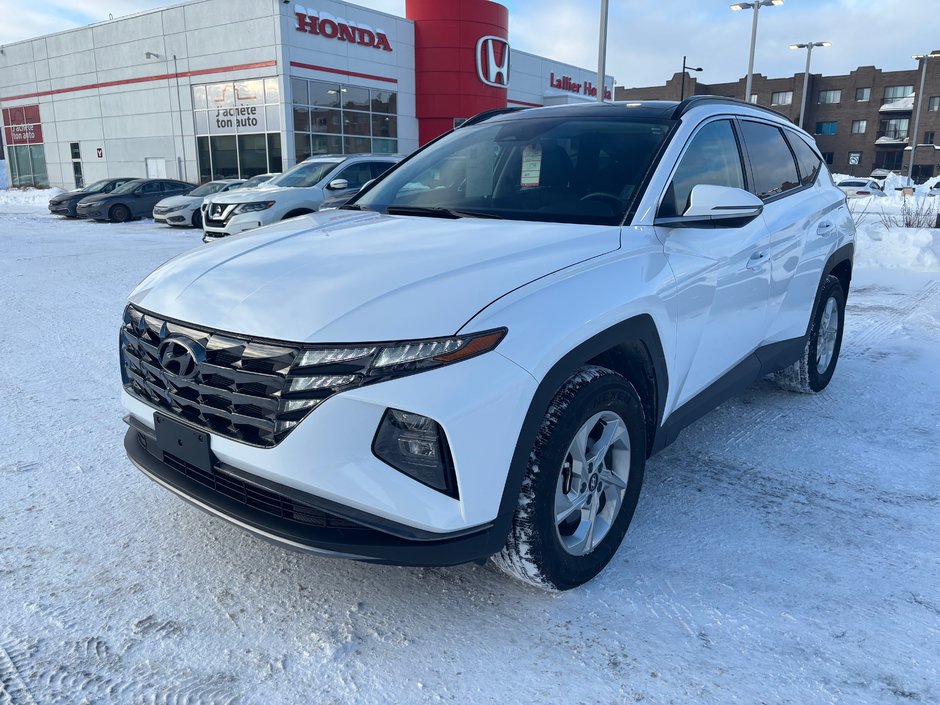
{"left": 746, "top": 250, "right": 768, "bottom": 269}
{"left": 817, "top": 221, "right": 835, "bottom": 236}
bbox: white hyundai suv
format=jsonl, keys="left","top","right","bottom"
{"left": 201, "top": 155, "right": 400, "bottom": 241}
{"left": 120, "top": 98, "right": 854, "bottom": 590}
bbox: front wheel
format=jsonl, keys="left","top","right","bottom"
{"left": 772, "top": 275, "right": 846, "bottom": 393}
{"left": 191, "top": 209, "right": 202, "bottom": 228}
{"left": 109, "top": 204, "right": 130, "bottom": 223}
{"left": 491, "top": 366, "right": 647, "bottom": 591}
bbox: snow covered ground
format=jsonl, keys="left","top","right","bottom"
{"left": 1, "top": 193, "right": 938, "bottom": 704}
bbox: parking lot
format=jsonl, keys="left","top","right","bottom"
{"left": 1, "top": 200, "right": 938, "bottom": 704}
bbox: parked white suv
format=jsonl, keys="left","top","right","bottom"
{"left": 120, "top": 98, "right": 854, "bottom": 590}
{"left": 201, "top": 155, "right": 400, "bottom": 241}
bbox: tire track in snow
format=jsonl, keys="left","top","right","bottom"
{"left": 0, "top": 641, "right": 38, "bottom": 705}
{"left": 843, "top": 279, "right": 940, "bottom": 358}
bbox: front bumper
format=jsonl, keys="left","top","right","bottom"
{"left": 122, "top": 350, "right": 537, "bottom": 564}
{"left": 77, "top": 205, "right": 105, "bottom": 219}
{"left": 49, "top": 202, "right": 76, "bottom": 216}
{"left": 202, "top": 214, "right": 264, "bottom": 240}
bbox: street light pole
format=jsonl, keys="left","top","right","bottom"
{"left": 731, "top": 1, "right": 783, "bottom": 102}
{"left": 680, "top": 56, "right": 703, "bottom": 101}
{"left": 596, "top": 0, "right": 609, "bottom": 102}
{"left": 908, "top": 52, "right": 940, "bottom": 184}
{"left": 789, "top": 41, "right": 831, "bottom": 128}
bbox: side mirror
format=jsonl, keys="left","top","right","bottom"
{"left": 655, "top": 184, "right": 764, "bottom": 228}
{"left": 327, "top": 178, "right": 349, "bottom": 190}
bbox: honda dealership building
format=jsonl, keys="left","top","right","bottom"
{"left": 0, "top": 0, "right": 613, "bottom": 189}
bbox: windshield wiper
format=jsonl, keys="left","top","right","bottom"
{"left": 385, "top": 205, "right": 503, "bottom": 219}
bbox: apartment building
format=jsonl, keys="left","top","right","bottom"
{"left": 616, "top": 55, "right": 940, "bottom": 182}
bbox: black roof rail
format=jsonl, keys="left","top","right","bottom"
{"left": 672, "top": 95, "right": 790, "bottom": 121}
{"left": 458, "top": 106, "right": 531, "bottom": 128}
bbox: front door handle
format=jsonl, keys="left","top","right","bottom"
{"left": 746, "top": 250, "right": 768, "bottom": 269}
{"left": 817, "top": 221, "right": 835, "bottom": 236}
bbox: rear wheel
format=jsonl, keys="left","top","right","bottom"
{"left": 491, "top": 366, "right": 647, "bottom": 591}
{"left": 772, "top": 275, "right": 846, "bottom": 393}
{"left": 109, "top": 204, "right": 130, "bottom": 223}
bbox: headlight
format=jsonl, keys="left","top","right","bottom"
{"left": 277, "top": 329, "right": 507, "bottom": 427}
{"left": 233, "top": 201, "right": 275, "bottom": 214}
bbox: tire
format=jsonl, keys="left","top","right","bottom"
{"left": 191, "top": 210, "right": 202, "bottom": 228}
{"left": 772, "top": 275, "right": 846, "bottom": 393}
{"left": 109, "top": 204, "right": 131, "bottom": 223}
{"left": 491, "top": 366, "right": 647, "bottom": 591}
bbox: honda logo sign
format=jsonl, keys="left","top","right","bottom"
{"left": 476, "top": 36, "right": 510, "bottom": 88}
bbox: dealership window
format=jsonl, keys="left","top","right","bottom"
{"left": 847, "top": 151, "right": 862, "bottom": 166}
{"left": 883, "top": 85, "right": 913, "bottom": 104}
{"left": 192, "top": 78, "right": 282, "bottom": 180}
{"left": 815, "top": 121, "right": 837, "bottom": 135}
{"left": 291, "top": 78, "right": 398, "bottom": 163}
{"left": 928, "top": 96, "right": 940, "bottom": 112}
{"left": 70, "top": 142, "right": 84, "bottom": 188}
{"left": 6, "top": 144, "right": 48, "bottom": 188}
{"left": 820, "top": 152, "right": 834, "bottom": 165}
{"left": 879, "top": 118, "right": 909, "bottom": 140}
{"left": 855, "top": 87, "right": 870, "bottom": 102}
{"left": 818, "top": 89, "right": 841, "bottom": 104}
{"left": 851, "top": 120, "right": 867, "bottom": 134}
{"left": 771, "top": 91, "right": 792, "bottom": 106}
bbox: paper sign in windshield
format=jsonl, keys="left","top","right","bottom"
{"left": 521, "top": 144, "right": 542, "bottom": 188}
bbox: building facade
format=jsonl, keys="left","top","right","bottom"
{"left": 0, "top": 0, "right": 613, "bottom": 189}
{"left": 616, "top": 56, "right": 940, "bottom": 182}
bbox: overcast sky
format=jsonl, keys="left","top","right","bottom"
{"left": 3, "top": 0, "right": 938, "bottom": 87}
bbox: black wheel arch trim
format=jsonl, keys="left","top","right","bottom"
{"left": 489, "top": 314, "right": 669, "bottom": 554}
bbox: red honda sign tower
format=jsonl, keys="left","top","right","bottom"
{"left": 406, "top": 0, "right": 510, "bottom": 145}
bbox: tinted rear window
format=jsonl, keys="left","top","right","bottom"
{"left": 740, "top": 121, "right": 800, "bottom": 200}
{"left": 786, "top": 132, "right": 824, "bottom": 186}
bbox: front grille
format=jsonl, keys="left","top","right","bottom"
{"left": 153, "top": 206, "right": 172, "bottom": 215}
{"left": 161, "top": 450, "right": 364, "bottom": 531}
{"left": 120, "top": 306, "right": 351, "bottom": 447}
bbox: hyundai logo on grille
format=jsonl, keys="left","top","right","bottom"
{"left": 475, "top": 35, "right": 510, "bottom": 88}
{"left": 158, "top": 337, "right": 204, "bottom": 380}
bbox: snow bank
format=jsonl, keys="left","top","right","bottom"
{"left": 0, "top": 186, "right": 63, "bottom": 206}
{"left": 856, "top": 221, "right": 940, "bottom": 271}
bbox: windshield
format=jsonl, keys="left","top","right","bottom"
{"left": 241, "top": 174, "right": 275, "bottom": 189}
{"left": 190, "top": 182, "right": 228, "bottom": 197}
{"left": 268, "top": 161, "right": 340, "bottom": 188}
{"left": 354, "top": 116, "right": 673, "bottom": 225}
{"left": 113, "top": 180, "right": 144, "bottom": 195}
{"left": 82, "top": 179, "right": 113, "bottom": 194}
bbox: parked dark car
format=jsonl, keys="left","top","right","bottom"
{"left": 77, "top": 179, "right": 195, "bottom": 222}
{"left": 48, "top": 178, "right": 136, "bottom": 218}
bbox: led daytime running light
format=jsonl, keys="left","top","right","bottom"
{"left": 287, "top": 374, "right": 357, "bottom": 393}
{"left": 297, "top": 347, "right": 377, "bottom": 367}
{"left": 374, "top": 339, "right": 464, "bottom": 368}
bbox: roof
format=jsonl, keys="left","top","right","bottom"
{"left": 473, "top": 95, "right": 794, "bottom": 126}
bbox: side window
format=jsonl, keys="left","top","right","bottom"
{"left": 371, "top": 161, "right": 396, "bottom": 180}
{"left": 784, "top": 132, "right": 823, "bottom": 186}
{"left": 140, "top": 181, "right": 163, "bottom": 194}
{"left": 336, "top": 162, "right": 373, "bottom": 189}
{"left": 739, "top": 121, "right": 801, "bottom": 200}
{"left": 660, "top": 120, "right": 745, "bottom": 218}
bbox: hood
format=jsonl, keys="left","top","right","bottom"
{"left": 129, "top": 210, "right": 620, "bottom": 343}
{"left": 79, "top": 192, "right": 117, "bottom": 204}
{"left": 156, "top": 195, "right": 200, "bottom": 209}
{"left": 209, "top": 185, "right": 312, "bottom": 204}
{"left": 52, "top": 190, "right": 84, "bottom": 203}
